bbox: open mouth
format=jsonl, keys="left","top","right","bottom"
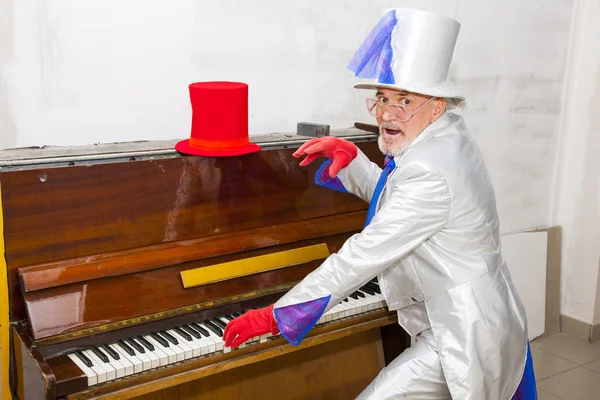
{"left": 383, "top": 128, "right": 403, "bottom": 136}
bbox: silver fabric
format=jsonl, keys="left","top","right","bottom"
{"left": 356, "top": 329, "right": 451, "bottom": 400}
{"left": 353, "top": 8, "right": 464, "bottom": 103}
{"left": 274, "top": 111, "right": 528, "bottom": 399}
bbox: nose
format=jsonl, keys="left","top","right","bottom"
{"left": 381, "top": 109, "right": 393, "bottom": 122}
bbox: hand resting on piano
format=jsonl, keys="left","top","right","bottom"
{"left": 223, "top": 279, "right": 384, "bottom": 349}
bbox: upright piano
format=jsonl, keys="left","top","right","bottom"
{"left": 0, "top": 127, "right": 409, "bottom": 399}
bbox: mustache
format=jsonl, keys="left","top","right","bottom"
{"left": 379, "top": 121, "right": 402, "bottom": 130}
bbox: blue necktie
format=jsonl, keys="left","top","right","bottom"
{"left": 365, "top": 156, "right": 396, "bottom": 227}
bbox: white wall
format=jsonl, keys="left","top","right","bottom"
{"left": 0, "top": 0, "right": 574, "bottom": 237}
{"left": 552, "top": 0, "right": 600, "bottom": 325}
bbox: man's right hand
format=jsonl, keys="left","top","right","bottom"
{"left": 292, "top": 137, "right": 358, "bottom": 178}
{"left": 223, "top": 304, "right": 279, "bottom": 349}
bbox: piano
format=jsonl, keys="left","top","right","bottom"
{"left": 1, "top": 127, "right": 409, "bottom": 399}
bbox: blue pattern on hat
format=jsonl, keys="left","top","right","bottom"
{"left": 347, "top": 9, "right": 396, "bottom": 84}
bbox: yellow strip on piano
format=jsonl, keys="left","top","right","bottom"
{"left": 181, "top": 243, "right": 330, "bottom": 288}
{"left": 0, "top": 184, "right": 10, "bottom": 400}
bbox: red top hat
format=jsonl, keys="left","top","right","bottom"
{"left": 175, "top": 81, "right": 261, "bottom": 157}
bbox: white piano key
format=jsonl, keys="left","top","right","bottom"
{"left": 127, "top": 341, "right": 153, "bottom": 371}
{"left": 358, "top": 291, "right": 376, "bottom": 311}
{"left": 114, "top": 343, "right": 144, "bottom": 374}
{"left": 341, "top": 302, "right": 352, "bottom": 317}
{"left": 322, "top": 308, "right": 334, "bottom": 322}
{"left": 345, "top": 298, "right": 361, "bottom": 315}
{"left": 193, "top": 329, "right": 217, "bottom": 355}
{"left": 134, "top": 338, "right": 160, "bottom": 369}
{"left": 171, "top": 329, "right": 202, "bottom": 358}
{"left": 147, "top": 335, "right": 178, "bottom": 364}
{"left": 355, "top": 296, "right": 369, "bottom": 313}
{"left": 141, "top": 336, "right": 169, "bottom": 367}
{"left": 144, "top": 347, "right": 161, "bottom": 369}
{"left": 376, "top": 294, "right": 387, "bottom": 309}
{"left": 327, "top": 304, "right": 342, "bottom": 321}
{"left": 107, "top": 344, "right": 134, "bottom": 376}
{"left": 337, "top": 300, "right": 353, "bottom": 318}
{"left": 167, "top": 329, "right": 194, "bottom": 360}
{"left": 259, "top": 333, "right": 271, "bottom": 343}
{"left": 199, "top": 323, "right": 224, "bottom": 352}
{"left": 98, "top": 348, "right": 126, "bottom": 379}
{"left": 345, "top": 298, "right": 363, "bottom": 315}
{"left": 186, "top": 325, "right": 217, "bottom": 355}
{"left": 357, "top": 296, "right": 372, "bottom": 313}
{"left": 95, "top": 346, "right": 127, "bottom": 379}
{"left": 68, "top": 353, "right": 98, "bottom": 386}
{"left": 342, "top": 297, "right": 359, "bottom": 315}
{"left": 188, "top": 334, "right": 212, "bottom": 356}
{"left": 335, "top": 304, "right": 348, "bottom": 319}
{"left": 83, "top": 350, "right": 112, "bottom": 382}
{"left": 158, "top": 332, "right": 186, "bottom": 362}
{"left": 86, "top": 349, "right": 116, "bottom": 381}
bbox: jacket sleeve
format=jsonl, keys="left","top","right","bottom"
{"left": 273, "top": 161, "right": 451, "bottom": 345}
{"left": 315, "top": 149, "right": 382, "bottom": 202}
{"left": 336, "top": 150, "right": 382, "bottom": 203}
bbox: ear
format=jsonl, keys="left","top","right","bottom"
{"left": 430, "top": 98, "right": 446, "bottom": 123}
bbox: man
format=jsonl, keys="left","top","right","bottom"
{"left": 224, "top": 8, "right": 537, "bottom": 399}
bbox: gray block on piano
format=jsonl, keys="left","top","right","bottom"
{"left": 297, "top": 122, "right": 330, "bottom": 138}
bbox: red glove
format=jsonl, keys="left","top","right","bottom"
{"left": 293, "top": 137, "right": 358, "bottom": 178}
{"left": 223, "top": 304, "right": 280, "bottom": 348}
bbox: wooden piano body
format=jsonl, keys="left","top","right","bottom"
{"left": 0, "top": 130, "right": 409, "bottom": 399}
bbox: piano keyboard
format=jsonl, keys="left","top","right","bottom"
{"left": 68, "top": 281, "right": 386, "bottom": 386}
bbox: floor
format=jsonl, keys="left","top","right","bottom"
{"left": 532, "top": 333, "right": 600, "bottom": 399}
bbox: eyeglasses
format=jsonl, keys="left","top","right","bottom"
{"left": 365, "top": 96, "right": 435, "bottom": 122}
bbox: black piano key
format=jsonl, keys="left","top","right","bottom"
{"left": 349, "top": 292, "right": 360, "bottom": 300}
{"left": 91, "top": 347, "right": 109, "bottom": 363}
{"left": 355, "top": 291, "right": 366, "bottom": 298}
{"left": 174, "top": 327, "right": 193, "bottom": 342}
{"left": 359, "top": 286, "right": 375, "bottom": 296}
{"left": 102, "top": 344, "right": 120, "bottom": 361}
{"left": 126, "top": 338, "right": 145, "bottom": 354}
{"left": 75, "top": 350, "right": 93, "bottom": 368}
{"left": 368, "top": 279, "right": 380, "bottom": 287}
{"left": 211, "top": 317, "right": 227, "bottom": 330}
{"left": 160, "top": 330, "right": 179, "bottom": 345}
{"left": 137, "top": 335, "right": 155, "bottom": 351}
{"left": 151, "top": 333, "right": 169, "bottom": 347}
{"left": 203, "top": 320, "right": 223, "bottom": 337}
{"left": 223, "top": 314, "right": 236, "bottom": 321}
{"left": 181, "top": 325, "right": 201, "bottom": 339}
{"left": 343, "top": 298, "right": 349, "bottom": 302}
{"left": 232, "top": 312, "right": 242, "bottom": 317}
{"left": 365, "top": 282, "right": 381, "bottom": 294}
{"left": 118, "top": 340, "right": 135, "bottom": 356}
{"left": 191, "top": 322, "right": 210, "bottom": 337}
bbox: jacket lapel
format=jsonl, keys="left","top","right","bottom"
{"left": 377, "top": 113, "right": 453, "bottom": 208}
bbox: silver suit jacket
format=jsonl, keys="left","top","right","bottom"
{"left": 274, "top": 112, "right": 528, "bottom": 400}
